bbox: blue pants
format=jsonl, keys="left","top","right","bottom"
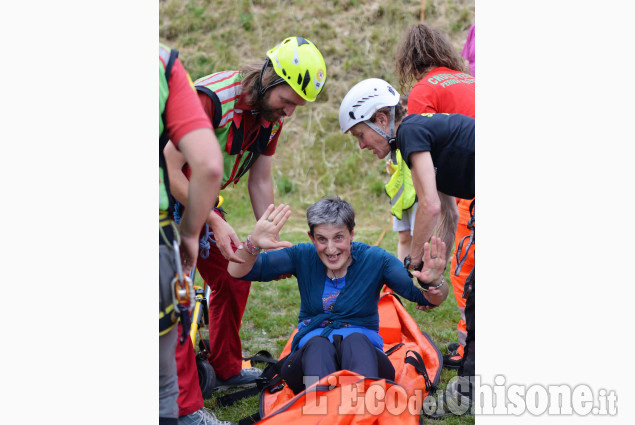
{"left": 280, "top": 333, "right": 395, "bottom": 394}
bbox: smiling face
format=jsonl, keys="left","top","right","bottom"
{"left": 309, "top": 224, "right": 354, "bottom": 277}
{"left": 349, "top": 122, "right": 392, "bottom": 159}
{"left": 260, "top": 84, "right": 307, "bottom": 122}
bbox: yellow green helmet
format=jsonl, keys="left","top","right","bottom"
{"left": 264, "top": 36, "right": 327, "bottom": 102}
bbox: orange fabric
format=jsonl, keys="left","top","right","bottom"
{"left": 261, "top": 292, "right": 441, "bottom": 423}
{"left": 259, "top": 370, "right": 420, "bottom": 425}
{"left": 449, "top": 198, "right": 474, "bottom": 343}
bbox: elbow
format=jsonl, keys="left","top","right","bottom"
{"left": 421, "top": 199, "right": 441, "bottom": 219}
{"left": 192, "top": 155, "right": 223, "bottom": 183}
{"left": 227, "top": 264, "right": 245, "bottom": 279}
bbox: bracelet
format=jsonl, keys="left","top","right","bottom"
{"left": 419, "top": 276, "right": 445, "bottom": 292}
{"left": 244, "top": 234, "right": 262, "bottom": 256}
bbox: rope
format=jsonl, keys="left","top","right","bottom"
{"left": 198, "top": 223, "right": 216, "bottom": 259}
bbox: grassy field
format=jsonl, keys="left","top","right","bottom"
{"left": 160, "top": 0, "right": 474, "bottom": 423}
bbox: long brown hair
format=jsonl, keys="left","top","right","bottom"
{"left": 239, "top": 62, "right": 287, "bottom": 107}
{"left": 395, "top": 23, "right": 470, "bottom": 91}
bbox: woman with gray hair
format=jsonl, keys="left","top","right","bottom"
{"left": 228, "top": 197, "right": 448, "bottom": 394}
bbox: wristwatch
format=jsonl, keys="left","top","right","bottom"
{"left": 403, "top": 255, "right": 423, "bottom": 278}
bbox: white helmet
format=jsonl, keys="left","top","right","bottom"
{"left": 338, "top": 78, "right": 400, "bottom": 134}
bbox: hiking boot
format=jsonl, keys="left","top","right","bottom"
{"left": 443, "top": 352, "right": 463, "bottom": 369}
{"left": 442, "top": 342, "right": 464, "bottom": 370}
{"left": 214, "top": 367, "right": 262, "bottom": 391}
{"left": 178, "top": 407, "right": 235, "bottom": 425}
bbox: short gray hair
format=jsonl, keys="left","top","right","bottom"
{"left": 306, "top": 197, "right": 355, "bottom": 236}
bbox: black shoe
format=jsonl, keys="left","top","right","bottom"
{"left": 446, "top": 342, "right": 460, "bottom": 353}
{"left": 443, "top": 352, "right": 463, "bottom": 370}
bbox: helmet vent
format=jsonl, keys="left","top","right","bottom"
{"left": 296, "top": 36, "right": 310, "bottom": 47}
{"left": 301, "top": 70, "right": 310, "bottom": 95}
{"left": 353, "top": 94, "right": 378, "bottom": 107}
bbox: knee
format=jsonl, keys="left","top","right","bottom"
{"left": 341, "top": 333, "right": 373, "bottom": 351}
{"left": 398, "top": 230, "right": 412, "bottom": 245}
{"left": 305, "top": 336, "right": 336, "bottom": 353}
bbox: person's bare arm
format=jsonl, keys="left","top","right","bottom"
{"left": 164, "top": 141, "right": 244, "bottom": 263}
{"left": 409, "top": 151, "right": 441, "bottom": 266}
{"left": 247, "top": 154, "right": 274, "bottom": 220}
{"left": 175, "top": 128, "right": 223, "bottom": 274}
{"left": 435, "top": 192, "right": 459, "bottom": 263}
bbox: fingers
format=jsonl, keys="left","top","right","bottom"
{"left": 429, "top": 238, "right": 438, "bottom": 260}
{"left": 266, "top": 204, "right": 289, "bottom": 225}
{"left": 273, "top": 240, "right": 293, "bottom": 249}
{"left": 416, "top": 304, "right": 432, "bottom": 311}
{"left": 260, "top": 204, "right": 275, "bottom": 222}
{"left": 275, "top": 208, "right": 292, "bottom": 229}
{"left": 431, "top": 236, "right": 446, "bottom": 261}
{"left": 423, "top": 237, "right": 446, "bottom": 266}
{"left": 261, "top": 204, "right": 292, "bottom": 230}
{"left": 229, "top": 231, "right": 243, "bottom": 250}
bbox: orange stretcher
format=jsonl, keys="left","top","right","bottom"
{"left": 256, "top": 289, "right": 443, "bottom": 424}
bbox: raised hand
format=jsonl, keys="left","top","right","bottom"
{"left": 250, "top": 204, "right": 293, "bottom": 251}
{"left": 411, "top": 236, "right": 446, "bottom": 286}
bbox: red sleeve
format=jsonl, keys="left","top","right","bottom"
{"left": 196, "top": 91, "right": 216, "bottom": 127}
{"left": 165, "top": 58, "right": 212, "bottom": 148}
{"left": 262, "top": 119, "right": 284, "bottom": 156}
{"left": 407, "top": 83, "right": 438, "bottom": 115}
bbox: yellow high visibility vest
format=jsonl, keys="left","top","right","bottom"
{"left": 384, "top": 150, "right": 417, "bottom": 220}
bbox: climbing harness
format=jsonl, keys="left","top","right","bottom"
{"left": 171, "top": 240, "right": 195, "bottom": 345}
{"left": 454, "top": 200, "right": 475, "bottom": 277}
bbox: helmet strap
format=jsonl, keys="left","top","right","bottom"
{"left": 365, "top": 106, "right": 397, "bottom": 161}
{"left": 257, "top": 58, "right": 285, "bottom": 99}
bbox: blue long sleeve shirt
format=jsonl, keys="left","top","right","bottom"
{"left": 240, "top": 241, "right": 432, "bottom": 352}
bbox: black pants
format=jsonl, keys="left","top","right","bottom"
{"left": 458, "top": 270, "right": 475, "bottom": 397}
{"left": 280, "top": 333, "right": 395, "bottom": 394}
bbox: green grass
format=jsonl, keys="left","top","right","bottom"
{"left": 162, "top": 0, "right": 474, "bottom": 422}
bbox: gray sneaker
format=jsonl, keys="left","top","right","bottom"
{"left": 214, "top": 367, "right": 262, "bottom": 391}
{"left": 178, "top": 407, "right": 235, "bottom": 425}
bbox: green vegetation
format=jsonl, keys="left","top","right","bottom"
{"left": 161, "top": 0, "right": 474, "bottom": 423}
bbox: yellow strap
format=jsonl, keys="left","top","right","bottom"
{"left": 159, "top": 303, "right": 175, "bottom": 319}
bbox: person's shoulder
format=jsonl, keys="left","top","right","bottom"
{"left": 293, "top": 242, "right": 317, "bottom": 255}
{"left": 401, "top": 113, "right": 422, "bottom": 126}
{"left": 193, "top": 70, "right": 239, "bottom": 87}
{"left": 353, "top": 242, "right": 384, "bottom": 259}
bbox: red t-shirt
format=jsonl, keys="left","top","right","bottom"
{"left": 408, "top": 67, "right": 475, "bottom": 221}
{"left": 408, "top": 67, "right": 475, "bottom": 118}
{"left": 164, "top": 58, "right": 212, "bottom": 148}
